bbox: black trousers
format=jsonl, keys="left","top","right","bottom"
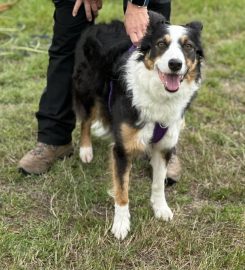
{"left": 36, "top": 0, "right": 171, "bottom": 145}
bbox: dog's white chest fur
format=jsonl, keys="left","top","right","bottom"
{"left": 125, "top": 51, "right": 199, "bottom": 151}
{"left": 125, "top": 52, "right": 199, "bottom": 121}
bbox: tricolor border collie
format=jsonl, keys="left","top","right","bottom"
{"left": 73, "top": 12, "right": 204, "bottom": 240}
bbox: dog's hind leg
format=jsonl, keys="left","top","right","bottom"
{"left": 79, "top": 105, "right": 97, "bottom": 163}
{"left": 111, "top": 144, "right": 132, "bottom": 240}
{"left": 150, "top": 149, "right": 173, "bottom": 221}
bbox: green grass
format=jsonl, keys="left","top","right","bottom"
{"left": 0, "top": 0, "right": 245, "bottom": 269}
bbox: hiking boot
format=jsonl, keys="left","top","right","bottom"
{"left": 18, "top": 142, "right": 73, "bottom": 175}
{"left": 166, "top": 153, "right": 181, "bottom": 186}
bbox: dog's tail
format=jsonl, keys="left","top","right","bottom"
{"left": 91, "top": 121, "right": 111, "bottom": 139}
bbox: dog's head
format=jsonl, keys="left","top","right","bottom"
{"left": 138, "top": 12, "right": 204, "bottom": 93}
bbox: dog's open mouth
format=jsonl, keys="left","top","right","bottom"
{"left": 158, "top": 69, "right": 183, "bottom": 93}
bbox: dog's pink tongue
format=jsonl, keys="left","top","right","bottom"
{"left": 164, "top": 74, "right": 181, "bottom": 91}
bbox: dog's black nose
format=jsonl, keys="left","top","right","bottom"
{"left": 168, "top": 58, "right": 182, "bottom": 72}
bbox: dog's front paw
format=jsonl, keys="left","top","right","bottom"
{"left": 79, "top": 146, "right": 93, "bottom": 163}
{"left": 154, "top": 205, "right": 173, "bottom": 221}
{"left": 152, "top": 201, "right": 173, "bottom": 221}
{"left": 111, "top": 216, "right": 130, "bottom": 240}
{"left": 111, "top": 204, "right": 130, "bottom": 240}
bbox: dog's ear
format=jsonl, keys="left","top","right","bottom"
{"left": 185, "top": 21, "right": 203, "bottom": 32}
{"left": 139, "top": 11, "right": 166, "bottom": 53}
{"left": 84, "top": 37, "right": 103, "bottom": 59}
{"left": 186, "top": 21, "right": 204, "bottom": 59}
{"left": 148, "top": 11, "right": 166, "bottom": 31}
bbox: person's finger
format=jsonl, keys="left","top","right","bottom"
{"left": 72, "top": 0, "right": 83, "bottom": 17}
{"left": 136, "top": 29, "right": 144, "bottom": 43}
{"left": 84, "top": 1, "right": 93, "bottom": 21}
{"left": 129, "top": 32, "right": 139, "bottom": 46}
{"left": 91, "top": 1, "right": 99, "bottom": 17}
{"left": 92, "top": 10, "right": 99, "bottom": 18}
{"left": 141, "top": 22, "right": 148, "bottom": 34}
{"left": 97, "top": 0, "right": 103, "bottom": 10}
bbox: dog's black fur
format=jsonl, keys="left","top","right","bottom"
{"left": 72, "top": 11, "right": 204, "bottom": 240}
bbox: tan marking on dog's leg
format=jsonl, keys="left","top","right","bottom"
{"left": 80, "top": 120, "right": 92, "bottom": 147}
{"left": 111, "top": 146, "right": 132, "bottom": 240}
{"left": 79, "top": 106, "right": 97, "bottom": 163}
{"left": 166, "top": 151, "right": 181, "bottom": 182}
{"left": 111, "top": 149, "right": 131, "bottom": 206}
{"left": 111, "top": 123, "right": 145, "bottom": 239}
{"left": 120, "top": 123, "right": 145, "bottom": 154}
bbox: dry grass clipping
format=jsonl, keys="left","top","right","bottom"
{"left": 0, "top": 1, "right": 19, "bottom": 13}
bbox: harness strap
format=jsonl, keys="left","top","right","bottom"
{"left": 151, "top": 123, "right": 168, "bottom": 144}
{"left": 108, "top": 80, "right": 113, "bottom": 114}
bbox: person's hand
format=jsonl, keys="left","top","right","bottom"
{"left": 72, "top": 0, "right": 103, "bottom": 21}
{"left": 124, "top": 2, "right": 149, "bottom": 46}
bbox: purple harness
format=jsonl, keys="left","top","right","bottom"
{"left": 108, "top": 45, "right": 168, "bottom": 144}
{"left": 151, "top": 123, "right": 168, "bottom": 144}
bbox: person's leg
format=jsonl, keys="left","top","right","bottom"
{"left": 147, "top": 0, "right": 171, "bottom": 21}
{"left": 19, "top": 0, "right": 92, "bottom": 174}
{"left": 37, "top": 0, "right": 92, "bottom": 146}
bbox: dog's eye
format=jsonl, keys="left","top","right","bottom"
{"left": 183, "top": 43, "right": 194, "bottom": 50}
{"left": 157, "top": 41, "right": 167, "bottom": 48}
